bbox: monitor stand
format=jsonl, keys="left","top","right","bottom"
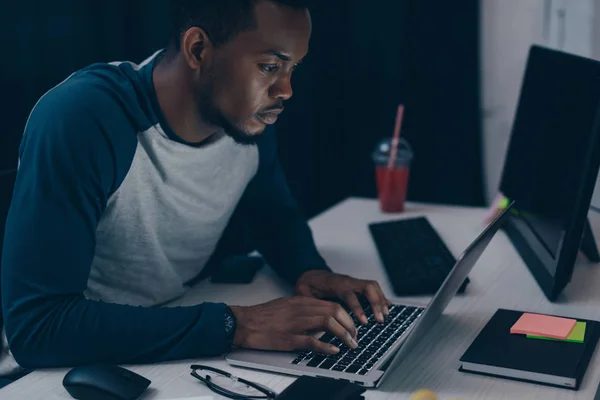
{"left": 581, "top": 218, "right": 600, "bottom": 262}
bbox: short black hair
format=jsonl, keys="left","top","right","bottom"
{"left": 169, "top": 0, "right": 311, "bottom": 50}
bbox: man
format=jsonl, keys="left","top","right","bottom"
{"left": 1, "top": 0, "right": 390, "bottom": 373}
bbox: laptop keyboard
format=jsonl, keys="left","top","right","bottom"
{"left": 291, "top": 304, "right": 424, "bottom": 375}
{"left": 369, "top": 217, "right": 469, "bottom": 296}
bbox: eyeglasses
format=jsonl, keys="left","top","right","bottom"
{"left": 190, "top": 364, "right": 278, "bottom": 400}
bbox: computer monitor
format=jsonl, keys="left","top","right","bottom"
{"left": 499, "top": 45, "right": 600, "bottom": 301}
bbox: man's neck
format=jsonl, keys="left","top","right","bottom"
{"left": 152, "top": 56, "right": 220, "bottom": 145}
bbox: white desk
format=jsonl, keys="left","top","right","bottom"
{"left": 2, "top": 197, "right": 600, "bottom": 400}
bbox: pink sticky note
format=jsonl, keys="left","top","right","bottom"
{"left": 510, "top": 313, "right": 577, "bottom": 340}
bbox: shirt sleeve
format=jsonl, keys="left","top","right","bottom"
{"left": 1, "top": 76, "right": 229, "bottom": 369}
{"left": 241, "top": 126, "right": 331, "bottom": 284}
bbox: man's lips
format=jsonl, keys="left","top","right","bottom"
{"left": 256, "top": 108, "right": 284, "bottom": 125}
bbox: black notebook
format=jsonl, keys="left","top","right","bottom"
{"left": 459, "top": 309, "right": 600, "bottom": 390}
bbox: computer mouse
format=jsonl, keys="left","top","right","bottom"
{"left": 62, "top": 364, "right": 151, "bottom": 400}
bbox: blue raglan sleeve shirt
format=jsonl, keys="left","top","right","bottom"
{"left": 1, "top": 81, "right": 228, "bottom": 368}
{"left": 243, "top": 129, "right": 331, "bottom": 284}
{"left": 2, "top": 63, "right": 330, "bottom": 369}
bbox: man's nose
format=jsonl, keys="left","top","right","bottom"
{"left": 270, "top": 76, "right": 293, "bottom": 101}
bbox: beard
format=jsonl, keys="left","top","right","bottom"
{"left": 195, "top": 74, "right": 262, "bottom": 146}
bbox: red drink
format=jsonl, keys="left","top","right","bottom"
{"left": 375, "top": 165, "right": 410, "bottom": 213}
{"left": 372, "top": 137, "right": 413, "bottom": 213}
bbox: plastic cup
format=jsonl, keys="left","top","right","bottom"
{"left": 372, "top": 138, "right": 413, "bottom": 213}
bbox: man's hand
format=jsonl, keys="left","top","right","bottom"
{"left": 230, "top": 297, "right": 358, "bottom": 355}
{"left": 295, "top": 270, "right": 392, "bottom": 324}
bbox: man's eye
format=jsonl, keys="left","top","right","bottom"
{"left": 260, "top": 64, "right": 279, "bottom": 73}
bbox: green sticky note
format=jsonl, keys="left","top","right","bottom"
{"left": 527, "top": 321, "right": 586, "bottom": 343}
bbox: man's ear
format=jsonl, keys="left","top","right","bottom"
{"left": 181, "top": 27, "right": 213, "bottom": 70}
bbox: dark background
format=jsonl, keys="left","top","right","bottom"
{"left": 0, "top": 0, "right": 484, "bottom": 220}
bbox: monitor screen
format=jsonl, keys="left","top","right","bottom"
{"left": 500, "top": 45, "right": 600, "bottom": 279}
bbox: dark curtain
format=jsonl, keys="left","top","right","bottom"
{"left": 0, "top": 1, "right": 172, "bottom": 171}
{"left": 278, "top": 0, "right": 485, "bottom": 216}
{"left": 1, "top": 0, "right": 484, "bottom": 219}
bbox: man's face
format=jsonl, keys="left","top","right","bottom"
{"left": 195, "top": 1, "right": 311, "bottom": 145}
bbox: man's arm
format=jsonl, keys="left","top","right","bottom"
{"left": 1, "top": 81, "right": 229, "bottom": 369}
{"left": 226, "top": 128, "right": 390, "bottom": 353}
{"left": 242, "top": 127, "right": 330, "bottom": 284}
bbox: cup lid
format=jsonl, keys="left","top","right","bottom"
{"left": 372, "top": 138, "right": 413, "bottom": 165}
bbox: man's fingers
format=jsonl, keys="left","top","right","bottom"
{"left": 341, "top": 292, "right": 368, "bottom": 325}
{"left": 330, "top": 302, "right": 358, "bottom": 338}
{"left": 365, "top": 281, "right": 390, "bottom": 318}
{"left": 323, "top": 315, "right": 358, "bottom": 348}
{"left": 292, "top": 316, "right": 357, "bottom": 349}
{"left": 367, "top": 281, "right": 390, "bottom": 317}
{"left": 293, "top": 335, "right": 340, "bottom": 355}
{"left": 294, "top": 297, "right": 358, "bottom": 333}
{"left": 296, "top": 299, "right": 357, "bottom": 337}
{"left": 379, "top": 291, "right": 390, "bottom": 317}
{"left": 364, "top": 283, "right": 385, "bottom": 322}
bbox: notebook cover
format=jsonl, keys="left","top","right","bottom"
{"left": 459, "top": 309, "right": 600, "bottom": 390}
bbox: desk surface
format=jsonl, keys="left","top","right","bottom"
{"left": 3, "top": 197, "right": 600, "bottom": 400}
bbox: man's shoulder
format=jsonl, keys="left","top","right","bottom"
{"left": 24, "top": 58, "right": 157, "bottom": 155}
{"left": 21, "top": 61, "right": 146, "bottom": 181}
{"left": 31, "top": 61, "right": 150, "bottom": 129}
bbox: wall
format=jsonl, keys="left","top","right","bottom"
{"left": 480, "top": 0, "right": 596, "bottom": 204}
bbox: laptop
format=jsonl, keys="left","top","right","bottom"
{"left": 226, "top": 201, "right": 514, "bottom": 388}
